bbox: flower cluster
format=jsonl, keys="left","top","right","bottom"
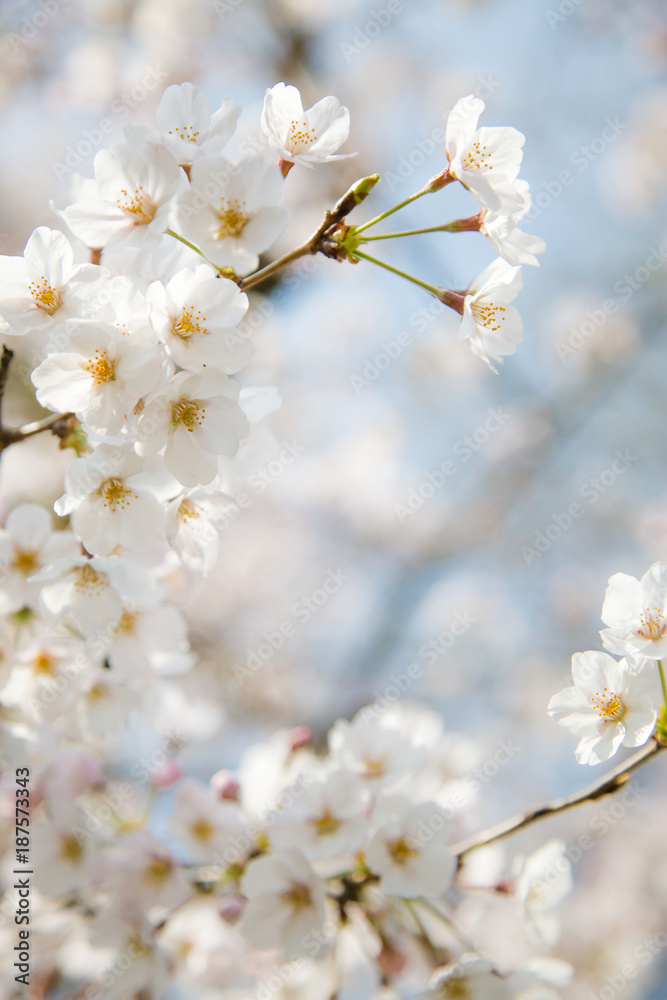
{"left": 548, "top": 562, "right": 667, "bottom": 764}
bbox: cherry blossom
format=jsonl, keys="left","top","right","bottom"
{"left": 0, "top": 504, "right": 79, "bottom": 614}
{"left": 137, "top": 371, "right": 249, "bottom": 486}
{"left": 458, "top": 257, "right": 524, "bottom": 372}
{"left": 240, "top": 848, "right": 328, "bottom": 958}
{"left": 148, "top": 82, "right": 241, "bottom": 166}
{"left": 547, "top": 651, "right": 659, "bottom": 764}
{"left": 444, "top": 95, "right": 526, "bottom": 213}
{"left": 173, "top": 153, "right": 290, "bottom": 275}
{"left": 514, "top": 840, "right": 573, "bottom": 946}
{"left": 261, "top": 82, "right": 355, "bottom": 167}
{"left": 600, "top": 561, "right": 667, "bottom": 659}
{"left": 147, "top": 263, "right": 252, "bottom": 373}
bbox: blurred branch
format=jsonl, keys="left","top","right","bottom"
{"left": 0, "top": 345, "right": 74, "bottom": 456}
{"left": 451, "top": 737, "right": 665, "bottom": 858}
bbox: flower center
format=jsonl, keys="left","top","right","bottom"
{"left": 11, "top": 547, "right": 39, "bottom": 575}
{"left": 84, "top": 349, "right": 115, "bottom": 385}
{"left": 461, "top": 138, "right": 494, "bottom": 172}
{"left": 143, "top": 855, "right": 174, "bottom": 885}
{"left": 28, "top": 277, "right": 62, "bottom": 315}
{"left": 75, "top": 563, "right": 106, "bottom": 593}
{"left": 636, "top": 607, "right": 666, "bottom": 641}
{"left": 173, "top": 307, "right": 207, "bottom": 342}
{"left": 190, "top": 818, "right": 215, "bottom": 842}
{"left": 311, "top": 809, "right": 341, "bottom": 838}
{"left": 388, "top": 835, "right": 419, "bottom": 864}
{"left": 471, "top": 299, "right": 507, "bottom": 332}
{"left": 100, "top": 479, "right": 136, "bottom": 511}
{"left": 280, "top": 881, "right": 313, "bottom": 913}
{"left": 168, "top": 125, "right": 201, "bottom": 143}
{"left": 118, "top": 185, "right": 156, "bottom": 226}
{"left": 171, "top": 399, "right": 205, "bottom": 432}
{"left": 440, "top": 980, "right": 471, "bottom": 1000}
{"left": 362, "top": 756, "right": 387, "bottom": 780}
{"left": 178, "top": 499, "right": 200, "bottom": 520}
{"left": 33, "top": 650, "right": 57, "bottom": 675}
{"left": 217, "top": 199, "right": 250, "bottom": 240}
{"left": 115, "top": 609, "right": 139, "bottom": 635}
{"left": 287, "top": 119, "right": 318, "bottom": 153}
{"left": 590, "top": 687, "right": 626, "bottom": 721}
{"left": 60, "top": 834, "right": 84, "bottom": 864}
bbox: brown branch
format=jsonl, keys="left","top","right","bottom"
{"left": 239, "top": 174, "right": 380, "bottom": 292}
{"left": 0, "top": 348, "right": 76, "bottom": 455}
{"left": 451, "top": 738, "right": 665, "bottom": 858}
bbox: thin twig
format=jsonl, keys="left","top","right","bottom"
{"left": 451, "top": 738, "right": 664, "bottom": 858}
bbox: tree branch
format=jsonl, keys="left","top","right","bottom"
{"left": 451, "top": 738, "right": 665, "bottom": 858}
{"left": 239, "top": 174, "right": 379, "bottom": 292}
{"left": 0, "top": 344, "right": 75, "bottom": 455}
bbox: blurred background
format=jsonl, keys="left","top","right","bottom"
{"left": 1, "top": 0, "right": 667, "bottom": 996}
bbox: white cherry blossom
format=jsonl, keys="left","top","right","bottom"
{"left": 0, "top": 227, "right": 105, "bottom": 336}
{"left": 173, "top": 154, "right": 290, "bottom": 275}
{"left": 547, "top": 651, "right": 659, "bottom": 765}
{"left": 445, "top": 95, "right": 526, "bottom": 213}
{"left": 60, "top": 141, "right": 184, "bottom": 251}
{"left": 270, "top": 768, "right": 367, "bottom": 860}
{"left": 480, "top": 184, "right": 546, "bottom": 267}
{"left": 147, "top": 82, "right": 241, "bottom": 166}
{"left": 54, "top": 445, "right": 173, "bottom": 556}
{"left": 31, "top": 321, "right": 163, "bottom": 434}
{"left": 365, "top": 793, "right": 455, "bottom": 898}
{"left": 169, "top": 778, "right": 251, "bottom": 864}
{"left": 240, "top": 848, "right": 328, "bottom": 959}
{"left": 600, "top": 561, "right": 667, "bottom": 659}
{"left": 0, "top": 504, "right": 79, "bottom": 614}
{"left": 427, "top": 955, "right": 513, "bottom": 1000}
{"left": 137, "top": 371, "right": 249, "bottom": 487}
{"left": 147, "top": 264, "right": 252, "bottom": 373}
{"left": 458, "top": 257, "right": 523, "bottom": 372}
{"left": 165, "top": 488, "right": 238, "bottom": 574}
{"left": 261, "top": 83, "right": 355, "bottom": 167}
{"left": 329, "top": 705, "right": 425, "bottom": 789}
{"left": 105, "top": 602, "right": 195, "bottom": 678}
{"left": 514, "top": 840, "right": 573, "bottom": 946}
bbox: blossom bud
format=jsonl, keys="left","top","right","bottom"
{"left": 211, "top": 768, "right": 240, "bottom": 801}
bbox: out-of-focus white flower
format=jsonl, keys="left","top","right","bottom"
{"left": 514, "top": 840, "right": 573, "bottom": 946}
{"left": 55, "top": 445, "right": 175, "bottom": 556}
{"left": 61, "top": 142, "right": 184, "bottom": 251}
{"left": 100, "top": 829, "right": 191, "bottom": 915}
{"left": 2, "top": 634, "right": 90, "bottom": 724}
{"left": 168, "top": 778, "right": 251, "bottom": 863}
{"left": 240, "top": 848, "right": 328, "bottom": 958}
{"left": 106, "top": 601, "right": 195, "bottom": 678}
{"left": 0, "top": 227, "right": 105, "bottom": 335}
{"left": 270, "top": 768, "right": 367, "bottom": 860}
{"left": 547, "top": 651, "right": 658, "bottom": 765}
{"left": 33, "top": 554, "right": 155, "bottom": 636}
{"left": 31, "top": 321, "right": 163, "bottom": 434}
{"left": 147, "top": 264, "right": 252, "bottom": 373}
{"left": 458, "top": 257, "right": 523, "bottom": 372}
{"left": 261, "top": 83, "right": 355, "bottom": 167}
{"left": 173, "top": 154, "right": 290, "bottom": 275}
{"left": 137, "top": 371, "right": 249, "bottom": 487}
{"left": 165, "top": 488, "right": 238, "bottom": 575}
{"left": 0, "top": 504, "right": 79, "bottom": 614}
{"left": 600, "top": 561, "right": 667, "bottom": 659}
{"left": 365, "top": 793, "right": 455, "bottom": 898}
{"left": 329, "top": 704, "right": 426, "bottom": 790}
{"left": 427, "top": 955, "right": 513, "bottom": 1000}
{"left": 150, "top": 82, "right": 241, "bottom": 166}
{"left": 445, "top": 96, "right": 526, "bottom": 213}
{"left": 31, "top": 808, "right": 99, "bottom": 897}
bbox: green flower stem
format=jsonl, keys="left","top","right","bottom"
{"left": 165, "top": 228, "right": 208, "bottom": 260}
{"left": 658, "top": 659, "right": 667, "bottom": 709}
{"left": 353, "top": 187, "right": 431, "bottom": 235}
{"left": 360, "top": 223, "right": 462, "bottom": 241}
{"left": 351, "top": 249, "right": 441, "bottom": 297}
